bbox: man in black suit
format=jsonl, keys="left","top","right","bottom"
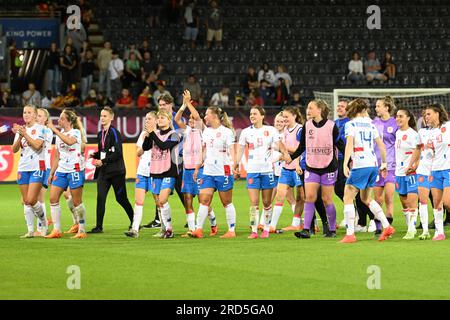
{"left": 89, "top": 106, "right": 134, "bottom": 233}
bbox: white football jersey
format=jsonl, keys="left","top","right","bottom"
{"left": 429, "top": 121, "right": 450, "bottom": 171}
{"left": 55, "top": 128, "right": 82, "bottom": 173}
{"left": 15, "top": 123, "right": 46, "bottom": 172}
{"left": 136, "top": 131, "right": 151, "bottom": 177}
{"left": 345, "top": 117, "right": 380, "bottom": 169}
{"left": 395, "top": 128, "right": 420, "bottom": 176}
{"left": 203, "top": 125, "right": 235, "bottom": 176}
{"left": 416, "top": 127, "right": 434, "bottom": 176}
{"left": 43, "top": 127, "right": 53, "bottom": 169}
{"left": 272, "top": 150, "right": 282, "bottom": 177}
{"left": 239, "top": 125, "right": 281, "bottom": 174}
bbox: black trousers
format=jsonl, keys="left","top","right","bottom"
{"left": 96, "top": 173, "right": 134, "bottom": 229}
{"left": 152, "top": 167, "right": 185, "bottom": 221}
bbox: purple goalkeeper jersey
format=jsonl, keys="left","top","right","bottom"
{"left": 373, "top": 117, "right": 398, "bottom": 171}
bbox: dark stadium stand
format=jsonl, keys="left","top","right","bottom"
{"left": 92, "top": 0, "right": 450, "bottom": 101}
{"left": 1, "top": 0, "right": 450, "bottom": 102}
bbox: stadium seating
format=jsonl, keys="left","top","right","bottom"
{"left": 4, "top": 0, "right": 450, "bottom": 101}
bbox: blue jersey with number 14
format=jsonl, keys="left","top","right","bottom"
{"left": 345, "top": 116, "right": 380, "bottom": 169}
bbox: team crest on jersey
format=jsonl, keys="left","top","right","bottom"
{"left": 31, "top": 129, "right": 36, "bottom": 135}
{"left": 402, "top": 135, "right": 407, "bottom": 141}
{"left": 441, "top": 127, "right": 446, "bottom": 133}
{"left": 264, "top": 131, "right": 269, "bottom": 137}
{"left": 216, "top": 132, "right": 221, "bottom": 138}
{"left": 387, "top": 127, "right": 393, "bottom": 133}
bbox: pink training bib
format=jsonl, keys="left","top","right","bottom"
{"left": 305, "top": 119, "right": 335, "bottom": 169}
{"left": 150, "top": 130, "right": 174, "bottom": 174}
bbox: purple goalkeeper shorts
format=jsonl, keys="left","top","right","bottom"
{"left": 375, "top": 169, "right": 396, "bottom": 187}
{"left": 304, "top": 170, "right": 337, "bottom": 186}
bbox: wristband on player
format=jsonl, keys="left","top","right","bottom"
{"left": 380, "top": 162, "right": 387, "bottom": 171}
{"left": 179, "top": 103, "right": 187, "bottom": 112}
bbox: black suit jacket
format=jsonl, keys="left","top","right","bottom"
{"left": 92, "top": 126, "right": 126, "bottom": 179}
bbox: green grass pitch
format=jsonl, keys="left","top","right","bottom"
{"left": 1, "top": 180, "right": 450, "bottom": 300}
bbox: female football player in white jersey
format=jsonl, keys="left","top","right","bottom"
{"left": 265, "top": 112, "right": 297, "bottom": 230}
{"left": 394, "top": 108, "right": 421, "bottom": 240}
{"left": 426, "top": 104, "right": 450, "bottom": 241}
{"left": 63, "top": 115, "right": 87, "bottom": 235}
{"left": 269, "top": 107, "right": 304, "bottom": 233}
{"left": 175, "top": 90, "right": 218, "bottom": 237}
{"left": 235, "top": 106, "right": 285, "bottom": 239}
{"left": 12, "top": 105, "right": 48, "bottom": 238}
{"left": 416, "top": 110, "right": 433, "bottom": 239}
{"left": 45, "top": 109, "right": 87, "bottom": 239}
{"left": 191, "top": 107, "right": 237, "bottom": 238}
{"left": 34, "top": 108, "right": 53, "bottom": 236}
{"left": 125, "top": 111, "right": 157, "bottom": 238}
{"left": 340, "top": 99, "right": 395, "bottom": 243}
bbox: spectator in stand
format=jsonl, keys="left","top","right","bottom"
{"left": 259, "top": 79, "right": 273, "bottom": 106}
{"left": 206, "top": 0, "right": 223, "bottom": 49}
{"left": 143, "top": 71, "right": 159, "bottom": 93}
{"left": 365, "top": 51, "right": 388, "bottom": 83}
{"left": 153, "top": 80, "right": 170, "bottom": 105}
{"left": 83, "top": 89, "right": 98, "bottom": 107}
{"left": 139, "top": 40, "right": 152, "bottom": 58}
{"left": 96, "top": 92, "right": 114, "bottom": 108}
{"left": 246, "top": 89, "right": 264, "bottom": 107}
{"left": 242, "top": 66, "right": 259, "bottom": 96}
{"left": 183, "top": 0, "right": 200, "bottom": 49}
{"left": 66, "top": 23, "right": 87, "bottom": 55}
{"left": 274, "top": 78, "right": 289, "bottom": 107}
{"left": 108, "top": 50, "right": 124, "bottom": 102}
{"left": 46, "top": 42, "right": 60, "bottom": 96}
{"left": 289, "top": 89, "right": 306, "bottom": 116}
{"left": 182, "top": 74, "right": 202, "bottom": 104}
{"left": 22, "top": 83, "right": 41, "bottom": 107}
{"left": 97, "top": 41, "right": 112, "bottom": 100}
{"left": 60, "top": 45, "right": 77, "bottom": 94}
{"left": 258, "top": 63, "right": 276, "bottom": 87}
{"left": 124, "top": 52, "right": 141, "bottom": 96}
{"left": 210, "top": 86, "right": 230, "bottom": 107}
{"left": 348, "top": 51, "right": 364, "bottom": 83}
{"left": 80, "top": 0, "right": 93, "bottom": 30}
{"left": 124, "top": 43, "right": 143, "bottom": 61}
{"left": 275, "top": 64, "right": 293, "bottom": 95}
{"left": 167, "top": 0, "right": 182, "bottom": 26}
{"left": 137, "top": 86, "right": 156, "bottom": 110}
{"left": 41, "top": 90, "right": 54, "bottom": 109}
{"left": 8, "top": 39, "right": 20, "bottom": 94}
{"left": 0, "top": 89, "right": 16, "bottom": 108}
{"left": 141, "top": 51, "right": 156, "bottom": 75}
{"left": 381, "top": 51, "right": 396, "bottom": 81}
{"left": 81, "top": 49, "right": 95, "bottom": 101}
{"left": 58, "top": 84, "right": 80, "bottom": 109}
{"left": 147, "top": 0, "right": 162, "bottom": 28}
{"left": 116, "top": 89, "right": 134, "bottom": 108}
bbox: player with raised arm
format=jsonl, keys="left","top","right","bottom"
{"left": 235, "top": 106, "right": 285, "bottom": 239}
{"left": 394, "top": 108, "right": 421, "bottom": 239}
{"left": 12, "top": 105, "right": 48, "bottom": 238}
{"left": 45, "top": 109, "right": 87, "bottom": 239}
{"left": 340, "top": 99, "right": 395, "bottom": 243}
{"left": 191, "top": 107, "right": 237, "bottom": 238}
{"left": 175, "top": 90, "right": 218, "bottom": 237}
